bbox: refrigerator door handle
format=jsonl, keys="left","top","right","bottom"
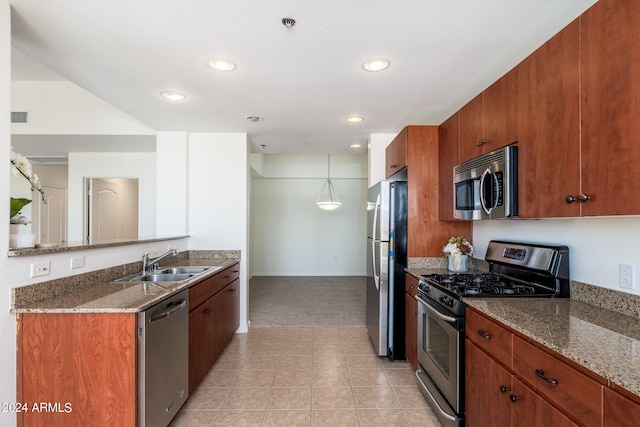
{"left": 372, "top": 240, "right": 380, "bottom": 290}
{"left": 372, "top": 193, "right": 381, "bottom": 241}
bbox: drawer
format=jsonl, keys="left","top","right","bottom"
{"left": 466, "top": 308, "right": 513, "bottom": 367}
{"left": 189, "top": 263, "right": 240, "bottom": 311}
{"left": 512, "top": 336, "right": 603, "bottom": 426}
{"left": 405, "top": 273, "right": 419, "bottom": 298}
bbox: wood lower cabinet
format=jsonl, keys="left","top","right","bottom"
{"left": 404, "top": 273, "right": 419, "bottom": 370}
{"left": 466, "top": 308, "right": 605, "bottom": 427}
{"left": 17, "top": 313, "right": 137, "bottom": 427}
{"left": 188, "top": 263, "right": 240, "bottom": 393}
{"left": 604, "top": 387, "right": 640, "bottom": 427}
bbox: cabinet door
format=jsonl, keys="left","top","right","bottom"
{"left": 511, "top": 378, "right": 579, "bottom": 427}
{"left": 188, "top": 297, "right": 218, "bottom": 393}
{"left": 219, "top": 279, "right": 240, "bottom": 345}
{"left": 465, "top": 341, "right": 511, "bottom": 427}
{"left": 404, "top": 291, "right": 418, "bottom": 369}
{"left": 385, "top": 127, "right": 407, "bottom": 178}
{"left": 580, "top": 0, "right": 640, "bottom": 215}
{"left": 438, "top": 112, "right": 459, "bottom": 221}
{"left": 484, "top": 68, "right": 518, "bottom": 151}
{"left": 459, "top": 93, "right": 485, "bottom": 162}
{"left": 604, "top": 387, "right": 640, "bottom": 427}
{"left": 516, "top": 19, "right": 581, "bottom": 218}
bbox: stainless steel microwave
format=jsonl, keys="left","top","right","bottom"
{"left": 453, "top": 146, "right": 518, "bottom": 220}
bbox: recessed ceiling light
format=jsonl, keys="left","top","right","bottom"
{"left": 209, "top": 59, "right": 236, "bottom": 72}
{"left": 160, "top": 91, "right": 186, "bottom": 101}
{"left": 350, "top": 144, "right": 362, "bottom": 148}
{"left": 346, "top": 116, "right": 364, "bottom": 123}
{"left": 246, "top": 116, "right": 263, "bottom": 122}
{"left": 363, "top": 59, "right": 390, "bottom": 72}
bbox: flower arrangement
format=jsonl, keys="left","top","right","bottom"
{"left": 442, "top": 236, "right": 474, "bottom": 257}
{"left": 10, "top": 148, "right": 45, "bottom": 224}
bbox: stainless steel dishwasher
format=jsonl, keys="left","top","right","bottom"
{"left": 138, "top": 289, "right": 189, "bottom": 427}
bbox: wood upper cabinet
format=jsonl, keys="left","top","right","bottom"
{"left": 438, "top": 112, "right": 459, "bottom": 221}
{"left": 580, "top": 0, "right": 640, "bottom": 216}
{"left": 404, "top": 273, "right": 419, "bottom": 370}
{"left": 516, "top": 19, "right": 581, "bottom": 218}
{"left": 385, "top": 127, "right": 408, "bottom": 178}
{"left": 459, "top": 93, "right": 486, "bottom": 162}
{"left": 484, "top": 68, "right": 519, "bottom": 151}
{"left": 391, "top": 126, "right": 472, "bottom": 257}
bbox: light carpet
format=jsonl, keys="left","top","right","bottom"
{"left": 249, "top": 276, "right": 366, "bottom": 327}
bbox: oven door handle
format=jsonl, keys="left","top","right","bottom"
{"left": 415, "top": 294, "right": 457, "bottom": 323}
{"left": 415, "top": 369, "right": 457, "bottom": 422}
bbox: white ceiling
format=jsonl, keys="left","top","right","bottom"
{"left": 9, "top": 0, "right": 597, "bottom": 154}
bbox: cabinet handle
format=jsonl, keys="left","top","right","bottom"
{"left": 510, "top": 394, "right": 519, "bottom": 403}
{"left": 579, "top": 193, "right": 591, "bottom": 203}
{"left": 228, "top": 288, "right": 236, "bottom": 293}
{"left": 233, "top": 270, "right": 239, "bottom": 273}
{"left": 390, "top": 164, "right": 398, "bottom": 169}
{"left": 535, "top": 369, "right": 559, "bottom": 385}
{"left": 499, "top": 385, "right": 509, "bottom": 393}
{"left": 476, "top": 138, "right": 488, "bottom": 147}
{"left": 477, "top": 330, "right": 491, "bottom": 340}
{"left": 224, "top": 275, "right": 231, "bottom": 279}
{"left": 565, "top": 195, "right": 576, "bottom": 204}
{"left": 409, "top": 285, "right": 415, "bottom": 289}
{"left": 204, "top": 307, "right": 213, "bottom": 315}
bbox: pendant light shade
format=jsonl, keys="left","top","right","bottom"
{"left": 316, "top": 154, "right": 341, "bottom": 210}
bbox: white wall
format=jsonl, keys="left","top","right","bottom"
{"left": 11, "top": 80, "right": 154, "bottom": 135}
{"left": 474, "top": 217, "right": 640, "bottom": 295}
{"left": 0, "top": 3, "right": 15, "bottom": 423}
{"left": 156, "top": 132, "right": 188, "bottom": 236}
{"left": 67, "top": 152, "right": 156, "bottom": 241}
{"left": 368, "top": 133, "right": 396, "bottom": 187}
{"left": 251, "top": 154, "right": 367, "bottom": 276}
{"left": 186, "top": 132, "right": 249, "bottom": 332}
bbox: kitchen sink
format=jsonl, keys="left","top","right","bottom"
{"left": 156, "top": 267, "right": 212, "bottom": 275}
{"left": 112, "top": 266, "right": 220, "bottom": 284}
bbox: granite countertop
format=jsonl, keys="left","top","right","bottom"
{"left": 11, "top": 252, "right": 239, "bottom": 314}
{"left": 465, "top": 298, "right": 640, "bottom": 398}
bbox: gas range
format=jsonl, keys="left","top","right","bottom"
{"left": 417, "top": 240, "right": 570, "bottom": 316}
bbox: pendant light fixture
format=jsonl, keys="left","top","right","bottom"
{"left": 316, "top": 154, "right": 342, "bottom": 210}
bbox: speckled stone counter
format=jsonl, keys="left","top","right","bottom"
{"left": 11, "top": 250, "right": 239, "bottom": 314}
{"left": 465, "top": 296, "right": 640, "bottom": 398}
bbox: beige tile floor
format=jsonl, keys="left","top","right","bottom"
{"left": 170, "top": 327, "right": 443, "bottom": 426}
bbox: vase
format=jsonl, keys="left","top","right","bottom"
{"left": 448, "top": 254, "right": 469, "bottom": 273}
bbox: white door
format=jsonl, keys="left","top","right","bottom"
{"left": 88, "top": 178, "right": 121, "bottom": 242}
{"left": 40, "top": 185, "right": 67, "bottom": 244}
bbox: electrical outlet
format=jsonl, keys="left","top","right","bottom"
{"left": 30, "top": 261, "right": 51, "bottom": 278}
{"left": 620, "top": 264, "right": 634, "bottom": 289}
{"left": 70, "top": 256, "right": 85, "bottom": 269}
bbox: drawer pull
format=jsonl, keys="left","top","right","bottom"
{"left": 499, "top": 385, "right": 509, "bottom": 393}
{"left": 510, "top": 394, "right": 519, "bottom": 403}
{"left": 225, "top": 275, "right": 231, "bottom": 279}
{"left": 477, "top": 330, "right": 491, "bottom": 340}
{"left": 535, "top": 369, "right": 559, "bottom": 385}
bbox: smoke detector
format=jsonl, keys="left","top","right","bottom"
{"left": 281, "top": 18, "right": 296, "bottom": 28}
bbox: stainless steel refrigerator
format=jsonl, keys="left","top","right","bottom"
{"left": 366, "top": 180, "right": 408, "bottom": 360}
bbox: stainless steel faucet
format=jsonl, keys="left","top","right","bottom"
{"left": 142, "top": 249, "right": 177, "bottom": 273}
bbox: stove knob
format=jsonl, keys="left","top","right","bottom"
{"left": 447, "top": 299, "right": 455, "bottom": 307}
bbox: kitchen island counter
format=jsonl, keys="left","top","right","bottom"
{"left": 11, "top": 251, "right": 239, "bottom": 314}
